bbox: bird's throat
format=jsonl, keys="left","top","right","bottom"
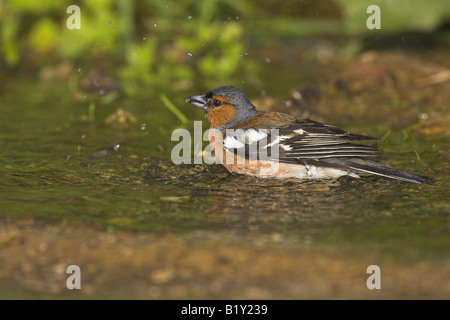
{"left": 206, "top": 105, "right": 235, "bottom": 130}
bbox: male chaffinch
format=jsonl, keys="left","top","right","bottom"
{"left": 185, "top": 86, "right": 434, "bottom": 184}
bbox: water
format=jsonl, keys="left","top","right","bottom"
{"left": 0, "top": 52, "right": 449, "bottom": 299}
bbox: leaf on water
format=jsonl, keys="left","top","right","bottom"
{"left": 88, "top": 102, "right": 96, "bottom": 121}
{"left": 160, "top": 196, "right": 190, "bottom": 202}
{"left": 380, "top": 129, "right": 391, "bottom": 142}
{"left": 160, "top": 93, "right": 188, "bottom": 124}
{"left": 414, "top": 150, "right": 421, "bottom": 161}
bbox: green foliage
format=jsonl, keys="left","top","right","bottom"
{"left": 0, "top": 0, "right": 257, "bottom": 93}
{"left": 1, "top": 9, "right": 20, "bottom": 66}
{"left": 1, "top": 0, "right": 119, "bottom": 66}
{"left": 58, "top": 0, "right": 119, "bottom": 59}
{"left": 29, "top": 19, "right": 59, "bottom": 54}
{"left": 119, "top": 0, "right": 256, "bottom": 93}
{"left": 1, "top": 0, "right": 449, "bottom": 94}
{"left": 79, "top": 102, "right": 96, "bottom": 122}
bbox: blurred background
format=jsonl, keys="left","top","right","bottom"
{"left": 2, "top": 0, "right": 449, "bottom": 93}
{"left": 1, "top": 0, "right": 449, "bottom": 299}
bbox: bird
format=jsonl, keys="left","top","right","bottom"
{"left": 185, "top": 85, "right": 434, "bottom": 184}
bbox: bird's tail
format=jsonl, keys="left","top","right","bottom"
{"left": 342, "top": 159, "right": 435, "bottom": 184}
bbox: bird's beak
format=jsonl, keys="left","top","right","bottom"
{"left": 185, "top": 94, "right": 207, "bottom": 111}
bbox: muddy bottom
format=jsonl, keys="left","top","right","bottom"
{"left": 1, "top": 218, "right": 448, "bottom": 299}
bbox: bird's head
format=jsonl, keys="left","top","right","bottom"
{"left": 185, "top": 86, "right": 258, "bottom": 130}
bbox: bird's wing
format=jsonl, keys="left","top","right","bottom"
{"left": 224, "top": 118, "right": 379, "bottom": 162}
{"left": 275, "top": 118, "right": 379, "bottom": 162}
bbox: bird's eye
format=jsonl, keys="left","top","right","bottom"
{"left": 213, "top": 99, "right": 222, "bottom": 107}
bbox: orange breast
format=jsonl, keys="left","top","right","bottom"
{"left": 206, "top": 105, "right": 235, "bottom": 129}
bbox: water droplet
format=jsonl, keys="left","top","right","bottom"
{"left": 188, "top": 15, "right": 192, "bottom": 20}
{"left": 265, "top": 57, "right": 271, "bottom": 63}
{"left": 291, "top": 91, "right": 302, "bottom": 100}
{"left": 187, "top": 52, "right": 193, "bottom": 57}
{"left": 419, "top": 112, "right": 429, "bottom": 120}
{"left": 140, "top": 123, "right": 146, "bottom": 131}
{"left": 81, "top": 134, "right": 86, "bottom": 139}
{"left": 143, "top": 36, "right": 147, "bottom": 40}
{"left": 153, "top": 23, "right": 157, "bottom": 27}
{"left": 113, "top": 142, "right": 120, "bottom": 152}
{"left": 77, "top": 68, "right": 82, "bottom": 72}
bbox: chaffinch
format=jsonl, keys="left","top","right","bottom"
{"left": 185, "top": 86, "right": 434, "bottom": 184}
